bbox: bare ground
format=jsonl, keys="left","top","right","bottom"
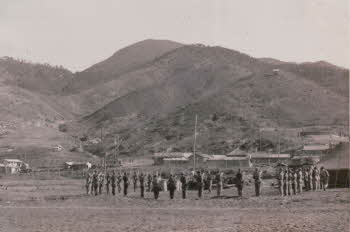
{"left": 0, "top": 177, "right": 349, "bottom": 232}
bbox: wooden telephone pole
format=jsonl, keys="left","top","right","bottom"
{"left": 114, "top": 135, "right": 121, "bottom": 166}
{"left": 193, "top": 115, "right": 198, "bottom": 172}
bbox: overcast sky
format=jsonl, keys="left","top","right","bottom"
{"left": 0, "top": 0, "right": 349, "bottom": 71}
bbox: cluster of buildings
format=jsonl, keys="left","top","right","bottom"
{"left": 153, "top": 149, "right": 291, "bottom": 169}
{"left": 0, "top": 159, "right": 29, "bottom": 174}
{"left": 153, "top": 132, "right": 349, "bottom": 171}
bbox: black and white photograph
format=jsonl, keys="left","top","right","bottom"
{"left": 0, "top": 1, "right": 349, "bottom": 231}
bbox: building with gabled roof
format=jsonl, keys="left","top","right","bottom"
{"left": 153, "top": 152, "right": 193, "bottom": 165}
{"left": 249, "top": 153, "right": 291, "bottom": 165}
{"left": 2, "top": 159, "right": 29, "bottom": 174}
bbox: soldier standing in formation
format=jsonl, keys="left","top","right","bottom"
{"left": 283, "top": 169, "right": 288, "bottom": 196}
{"left": 105, "top": 172, "right": 110, "bottom": 195}
{"left": 215, "top": 172, "right": 223, "bottom": 197}
{"left": 92, "top": 170, "right": 98, "bottom": 196}
{"left": 180, "top": 173, "right": 187, "bottom": 199}
{"left": 313, "top": 167, "right": 320, "bottom": 191}
{"left": 132, "top": 171, "right": 138, "bottom": 192}
{"left": 152, "top": 174, "right": 161, "bottom": 199}
{"left": 297, "top": 168, "right": 303, "bottom": 194}
{"left": 111, "top": 171, "right": 116, "bottom": 196}
{"left": 139, "top": 172, "right": 145, "bottom": 198}
{"left": 320, "top": 166, "right": 329, "bottom": 191}
{"left": 278, "top": 168, "right": 284, "bottom": 196}
{"left": 303, "top": 168, "right": 309, "bottom": 191}
{"left": 236, "top": 169, "right": 244, "bottom": 198}
{"left": 206, "top": 171, "right": 213, "bottom": 193}
{"left": 253, "top": 168, "right": 262, "bottom": 196}
{"left": 117, "top": 172, "right": 122, "bottom": 193}
{"left": 308, "top": 167, "right": 313, "bottom": 191}
{"left": 147, "top": 173, "right": 152, "bottom": 192}
{"left": 123, "top": 172, "right": 129, "bottom": 196}
{"left": 291, "top": 170, "right": 297, "bottom": 195}
{"left": 195, "top": 171, "right": 204, "bottom": 198}
{"left": 86, "top": 172, "right": 92, "bottom": 195}
{"left": 98, "top": 172, "right": 104, "bottom": 194}
{"left": 287, "top": 169, "right": 292, "bottom": 195}
{"left": 167, "top": 174, "right": 176, "bottom": 199}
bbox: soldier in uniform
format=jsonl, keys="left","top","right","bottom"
{"left": 152, "top": 174, "right": 161, "bottom": 200}
{"left": 308, "top": 167, "right": 313, "bottom": 191}
{"left": 167, "top": 174, "right": 176, "bottom": 199}
{"left": 117, "top": 172, "right": 122, "bottom": 193}
{"left": 98, "top": 171, "right": 104, "bottom": 195}
{"left": 195, "top": 171, "right": 203, "bottom": 198}
{"left": 147, "top": 173, "right": 152, "bottom": 192}
{"left": 290, "top": 169, "right": 297, "bottom": 195}
{"left": 180, "top": 173, "right": 187, "bottom": 199}
{"left": 206, "top": 171, "right": 213, "bottom": 193}
{"left": 297, "top": 168, "right": 303, "bottom": 194}
{"left": 132, "top": 171, "right": 138, "bottom": 192}
{"left": 105, "top": 172, "right": 111, "bottom": 195}
{"left": 253, "top": 168, "right": 262, "bottom": 197}
{"left": 278, "top": 168, "right": 284, "bottom": 196}
{"left": 283, "top": 169, "right": 288, "bottom": 196}
{"left": 122, "top": 172, "right": 129, "bottom": 196}
{"left": 236, "top": 169, "right": 244, "bottom": 198}
{"left": 287, "top": 168, "right": 292, "bottom": 195}
{"left": 319, "top": 166, "right": 329, "bottom": 191}
{"left": 111, "top": 170, "right": 116, "bottom": 196}
{"left": 85, "top": 172, "right": 92, "bottom": 195}
{"left": 314, "top": 166, "right": 320, "bottom": 191}
{"left": 303, "top": 168, "right": 309, "bottom": 191}
{"left": 139, "top": 172, "right": 145, "bottom": 198}
{"left": 215, "top": 172, "right": 223, "bottom": 197}
{"left": 92, "top": 170, "right": 98, "bottom": 196}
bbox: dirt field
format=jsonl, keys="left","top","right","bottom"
{"left": 0, "top": 176, "right": 349, "bottom": 232}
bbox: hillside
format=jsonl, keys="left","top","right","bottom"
{"left": 0, "top": 58, "right": 87, "bottom": 166}
{"left": 64, "top": 39, "right": 183, "bottom": 94}
{"left": 80, "top": 44, "right": 349, "bottom": 157}
{"left": 0, "top": 40, "right": 348, "bottom": 165}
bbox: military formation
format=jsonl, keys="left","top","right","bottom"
{"left": 277, "top": 165, "right": 330, "bottom": 196}
{"left": 85, "top": 166, "right": 329, "bottom": 200}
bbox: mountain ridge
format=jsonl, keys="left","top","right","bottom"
{"left": 0, "top": 39, "right": 348, "bottom": 164}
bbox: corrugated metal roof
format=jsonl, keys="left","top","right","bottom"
{"left": 250, "top": 153, "right": 290, "bottom": 159}
{"left": 153, "top": 152, "right": 193, "bottom": 158}
{"left": 4, "top": 159, "right": 23, "bottom": 163}
{"left": 207, "top": 155, "right": 249, "bottom": 161}
{"left": 163, "top": 157, "right": 189, "bottom": 161}
{"left": 303, "top": 144, "right": 329, "bottom": 151}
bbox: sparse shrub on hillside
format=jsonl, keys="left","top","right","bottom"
{"left": 211, "top": 113, "right": 218, "bottom": 121}
{"left": 84, "top": 144, "right": 105, "bottom": 157}
{"left": 58, "top": 123, "right": 67, "bottom": 132}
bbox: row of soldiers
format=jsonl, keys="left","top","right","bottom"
{"left": 277, "top": 166, "right": 329, "bottom": 196}
{"left": 85, "top": 166, "right": 328, "bottom": 200}
{"left": 85, "top": 168, "right": 264, "bottom": 199}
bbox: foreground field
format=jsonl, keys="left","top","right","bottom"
{"left": 0, "top": 176, "right": 349, "bottom": 232}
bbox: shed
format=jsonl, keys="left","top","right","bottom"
{"left": 3, "top": 159, "right": 28, "bottom": 174}
{"left": 153, "top": 152, "right": 193, "bottom": 165}
{"left": 64, "top": 161, "right": 89, "bottom": 170}
{"left": 206, "top": 155, "right": 251, "bottom": 169}
{"left": 250, "top": 153, "right": 290, "bottom": 165}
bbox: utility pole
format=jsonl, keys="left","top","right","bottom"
{"left": 259, "top": 128, "right": 262, "bottom": 152}
{"left": 114, "top": 136, "right": 117, "bottom": 166}
{"left": 278, "top": 129, "right": 281, "bottom": 158}
{"left": 193, "top": 114, "right": 198, "bottom": 172}
{"left": 114, "top": 135, "right": 121, "bottom": 166}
